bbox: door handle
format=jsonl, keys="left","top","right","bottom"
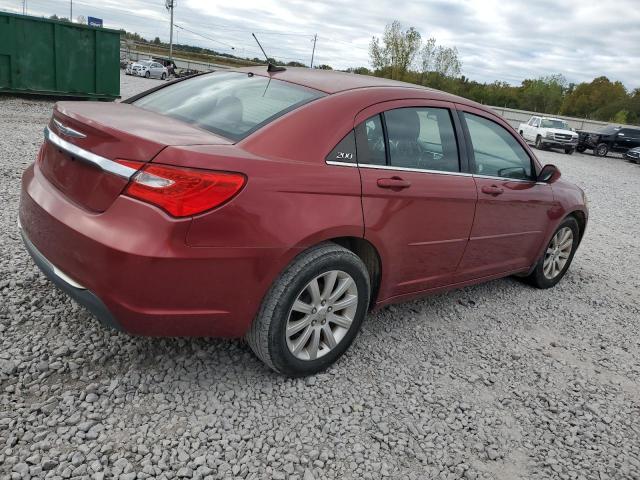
{"left": 377, "top": 177, "right": 411, "bottom": 189}
{"left": 481, "top": 185, "right": 504, "bottom": 195}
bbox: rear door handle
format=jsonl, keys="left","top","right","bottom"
{"left": 377, "top": 177, "right": 411, "bottom": 189}
{"left": 481, "top": 185, "right": 504, "bottom": 195}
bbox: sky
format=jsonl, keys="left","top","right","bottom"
{"left": 2, "top": 0, "right": 639, "bottom": 90}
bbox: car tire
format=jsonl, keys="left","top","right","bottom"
{"left": 524, "top": 217, "right": 580, "bottom": 289}
{"left": 564, "top": 148, "right": 574, "bottom": 155}
{"left": 246, "top": 242, "right": 371, "bottom": 376}
{"left": 161, "top": 73, "right": 166, "bottom": 80}
{"left": 519, "top": 130, "right": 524, "bottom": 137}
{"left": 576, "top": 145, "right": 587, "bottom": 153}
{"left": 535, "top": 136, "right": 543, "bottom": 149}
{"left": 594, "top": 143, "right": 608, "bottom": 157}
{"left": 145, "top": 71, "right": 150, "bottom": 78}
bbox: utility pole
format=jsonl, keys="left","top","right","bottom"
{"left": 310, "top": 34, "right": 317, "bottom": 68}
{"left": 70, "top": 0, "right": 72, "bottom": 21}
{"left": 166, "top": 0, "right": 175, "bottom": 60}
{"left": 22, "top": 0, "right": 26, "bottom": 14}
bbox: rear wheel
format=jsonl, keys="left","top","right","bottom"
{"left": 161, "top": 73, "right": 166, "bottom": 80}
{"left": 594, "top": 143, "right": 608, "bottom": 157}
{"left": 576, "top": 145, "right": 587, "bottom": 153}
{"left": 524, "top": 217, "right": 579, "bottom": 289}
{"left": 564, "top": 148, "right": 574, "bottom": 155}
{"left": 246, "top": 243, "right": 370, "bottom": 376}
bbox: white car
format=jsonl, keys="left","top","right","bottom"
{"left": 127, "top": 60, "right": 168, "bottom": 80}
{"left": 518, "top": 116, "right": 579, "bottom": 154}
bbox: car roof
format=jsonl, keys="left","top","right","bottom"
{"left": 231, "top": 66, "right": 475, "bottom": 104}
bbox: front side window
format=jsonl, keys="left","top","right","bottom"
{"left": 463, "top": 112, "right": 533, "bottom": 180}
{"left": 134, "top": 72, "right": 325, "bottom": 141}
{"left": 384, "top": 107, "right": 459, "bottom": 172}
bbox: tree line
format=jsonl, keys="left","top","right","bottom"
{"left": 362, "top": 21, "right": 639, "bottom": 125}
{"left": 120, "top": 22, "right": 639, "bottom": 125}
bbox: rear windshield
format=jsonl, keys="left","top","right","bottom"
{"left": 133, "top": 71, "right": 325, "bottom": 141}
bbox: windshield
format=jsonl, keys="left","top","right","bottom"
{"left": 138, "top": 60, "right": 152, "bottom": 66}
{"left": 541, "top": 119, "right": 570, "bottom": 130}
{"left": 134, "top": 72, "right": 325, "bottom": 141}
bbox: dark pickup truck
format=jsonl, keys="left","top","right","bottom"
{"left": 576, "top": 125, "right": 640, "bottom": 157}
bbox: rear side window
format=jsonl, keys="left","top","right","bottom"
{"left": 134, "top": 72, "right": 325, "bottom": 141}
{"left": 463, "top": 112, "right": 533, "bottom": 180}
{"left": 326, "top": 131, "right": 357, "bottom": 163}
{"left": 355, "top": 115, "right": 387, "bottom": 165}
{"left": 384, "top": 107, "right": 459, "bottom": 172}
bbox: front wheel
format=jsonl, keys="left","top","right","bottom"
{"left": 535, "top": 136, "right": 544, "bottom": 149}
{"left": 246, "top": 243, "right": 371, "bottom": 376}
{"left": 564, "top": 148, "right": 574, "bottom": 155}
{"left": 576, "top": 145, "right": 587, "bottom": 153}
{"left": 524, "top": 217, "right": 580, "bottom": 289}
{"left": 144, "top": 71, "right": 150, "bottom": 78}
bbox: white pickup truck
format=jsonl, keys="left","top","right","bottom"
{"left": 518, "top": 116, "right": 579, "bottom": 154}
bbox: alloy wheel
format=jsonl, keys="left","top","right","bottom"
{"left": 543, "top": 227, "right": 574, "bottom": 279}
{"left": 285, "top": 270, "right": 358, "bottom": 361}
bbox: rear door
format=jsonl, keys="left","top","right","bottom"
{"left": 614, "top": 129, "right": 640, "bottom": 151}
{"left": 454, "top": 106, "right": 555, "bottom": 281}
{"left": 355, "top": 100, "right": 477, "bottom": 300}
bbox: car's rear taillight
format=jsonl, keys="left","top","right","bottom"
{"left": 121, "top": 163, "right": 246, "bottom": 217}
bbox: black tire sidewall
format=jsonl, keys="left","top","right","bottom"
{"left": 535, "top": 136, "right": 542, "bottom": 149}
{"left": 531, "top": 217, "right": 580, "bottom": 288}
{"left": 267, "top": 251, "right": 370, "bottom": 376}
{"left": 595, "top": 143, "right": 608, "bottom": 156}
{"left": 145, "top": 71, "right": 150, "bottom": 78}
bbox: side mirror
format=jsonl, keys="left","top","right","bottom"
{"left": 537, "top": 164, "right": 561, "bottom": 183}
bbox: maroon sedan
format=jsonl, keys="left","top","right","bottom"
{"left": 19, "top": 68, "right": 588, "bottom": 375}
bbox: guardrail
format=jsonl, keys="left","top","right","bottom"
{"left": 488, "top": 106, "right": 614, "bottom": 132}
{"left": 121, "top": 49, "right": 227, "bottom": 72}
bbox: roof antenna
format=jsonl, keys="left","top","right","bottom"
{"left": 252, "top": 33, "right": 286, "bottom": 73}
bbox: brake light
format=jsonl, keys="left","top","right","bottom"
{"left": 123, "top": 164, "right": 246, "bottom": 217}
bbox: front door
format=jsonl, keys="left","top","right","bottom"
{"left": 454, "top": 107, "right": 556, "bottom": 281}
{"left": 356, "top": 101, "right": 477, "bottom": 300}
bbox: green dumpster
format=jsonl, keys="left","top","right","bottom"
{"left": 0, "top": 11, "right": 120, "bottom": 99}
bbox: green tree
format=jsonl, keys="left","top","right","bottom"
{"left": 369, "top": 21, "right": 422, "bottom": 80}
{"left": 561, "top": 76, "right": 628, "bottom": 119}
{"left": 315, "top": 64, "right": 333, "bottom": 70}
{"left": 519, "top": 75, "right": 566, "bottom": 113}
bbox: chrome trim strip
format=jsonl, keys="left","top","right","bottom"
{"left": 358, "top": 163, "right": 474, "bottom": 177}
{"left": 44, "top": 127, "right": 137, "bottom": 180}
{"left": 473, "top": 174, "right": 535, "bottom": 183}
{"left": 326, "top": 161, "right": 359, "bottom": 167}
{"left": 53, "top": 118, "right": 87, "bottom": 138}
{"left": 325, "top": 160, "right": 549, "bottom": 184}
{"left": 52, "top": 266, "right": 86, "bottom": 290}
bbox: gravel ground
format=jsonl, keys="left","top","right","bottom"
{"left": 1, "top": 72, "right": 640, "bottom": 480}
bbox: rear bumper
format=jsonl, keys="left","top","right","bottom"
{"left": 21, "top": 225, "right": 122, "bottom": 331}
{"left": 19, "top": 163, "right": 288, "bottom": 337}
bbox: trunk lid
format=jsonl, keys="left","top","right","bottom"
{"left": 40, "top": 101, "right": 231, "bottom": 212}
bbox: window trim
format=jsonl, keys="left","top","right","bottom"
{"left": 457, "top": 109, "right": 538, "bottom": 182}
{"left": 354, "top": 106, "right": 463, "bottom": 174}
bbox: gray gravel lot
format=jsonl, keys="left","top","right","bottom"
{"left": 1, "top": 72, "right": 640, "bottom": 480}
